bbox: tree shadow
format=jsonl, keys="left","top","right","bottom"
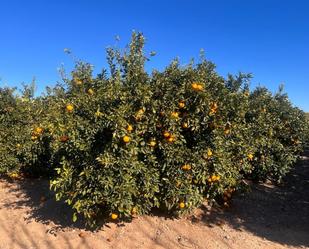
{"left": 2, "top": 177, "right": 87, "bottom": 231}
{"left": 191, "top": 150, "right": 309, "bottom": 247}
{"left": 2, "top": 150, "right": 309, "bottom": 248}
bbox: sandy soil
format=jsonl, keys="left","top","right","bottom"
{"left": 0, "top": 151, "right": 308, "bottom": 249}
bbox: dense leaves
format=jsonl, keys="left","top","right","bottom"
{"left": 1, "top": 32, "right": 308, "bottom": 226}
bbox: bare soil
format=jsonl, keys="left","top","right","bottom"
{"left": 0, "top": 151, "right": 308, "bottom": 249}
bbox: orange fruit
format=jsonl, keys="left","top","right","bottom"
{"left": 66, "top": 104, "right": 74, "bottom": 112}
{"left": 171, "top": 111, "right": 179, "bottom": 119}
{"left": 191, "top": 82, "right": 203, "bottom": 91}
{"left": 207, "top": 148, "right": 213, "bottom": 158}
{"left": 182, "top": 164, "right": 191, "bottom": 171}
{"left": 127, "top": 125, "right": 133, "bottom": 132}
{"left": 9, "top": 172, "right": 21, "bottom": 180}
{"left": 60, "top": 135, "right": 69, "bottom": 142}
{"left": 74, "top": 78, "right": 82, "bottom": 85}
{"left": 131, "top": 207, "right": 138, "bottom": 215}
{"left": 167, "top": 135, "right": 175, "bottom": 143}
{"left": 35, "top": 127, "right": 43, "bottom": 134}
{"left": 211, "top": 102, "right": 218, "bottom": 109}
{"left": 123, "top": 135, "right": 131, "bottom": 143}
{"left": 163, "top": 131, "right": 171, "bottom": 138}
{"left": 111, "top": 213, "right": 118, "bottom": 220}
{"left": 179, "top": 202, "right": 185, "bottom": 209}
{"left": 209, "top": 102, "right": 218, "bottom": 114}
{"left": 149, "top": 140, "right": 156, "bottom": 147}
{"left": 191, "top": 83, "right": 199, "bottom": 90}
{"left": 31, "top": 135, "right": 38, "bottom": 141}
{"left": 136, "top": 109, "right": 144, "bottom": 116}
{"left": 247, "top": 153, "right": 254, "bottom": 161}
{"left": 178, "top": 101, "right": 185, "bottom": 109}
{"left": 87, "top": 88, "right": 94, "bottom": 95}
{"left": 182, "top": 122, "right": 189, "bottom": 129}
{"left": 211, "top": 175, "right": 218, "bottom": 181}
{"left": 224, "top": 128, "right": 230, "bottom": 135}
{"left": 196, "top": 84, "right": 203, "bottom": 91}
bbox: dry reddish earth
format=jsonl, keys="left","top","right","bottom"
{"left": 0, "top": 151, "right": 309, "bottom": 249}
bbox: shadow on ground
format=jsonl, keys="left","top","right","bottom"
{"left": 2, "top": 177, "right": 87, "bottom": 231}
{"left": 2, "top": 150, "right": 309, "bottom": 248}
{"left": 192, "top": 149, "right": 309, "bottom": 248}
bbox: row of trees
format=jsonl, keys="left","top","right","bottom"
{"left": 1, "top": 33, "right": 308, "bottom": 226}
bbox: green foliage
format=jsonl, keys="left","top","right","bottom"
{"left": 1, "top": 32, "right": 308, "bottom": 226}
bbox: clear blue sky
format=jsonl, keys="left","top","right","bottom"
{"left": 0, "top": 0, "right": 308, "bottom": 111}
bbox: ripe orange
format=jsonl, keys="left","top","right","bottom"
{"left": 178, "top": 101, "right": 185, "bottom": 109}
{"left": 31, "top": 135, "right": 38, "bottom": 141}
{"left": 131, "top": 207, "right": 138, "bottom": 215}
{"left": 224, "top": 128, "right": 230, "bottom": 135}
{"left": 171, "top": 111, "right": 179, "bottom": 119}
{"left": 74, "top": 78, "right": 82, "bottom": 85}
{"left": 66, "top": 104, "right": 74, "bottom": 113}
{"left": 167, "top": 135, "right": 175, "bottom": 143}
{"left": 247, "top": 153, "right": 254, "bottom": 161}
{"left": 209, "top": 102, "right": 218, "bottom": 114}
{"left": 211, "top": 102, "right": 218, "bottom": 109}
{"left": 9, "top": 172, "right": 21, "bottom": 180}
{"left": 182, "top": 164, "right": 191, "bottom": 171}
{"left": 191, "top": 82, "right": 203, "bottom": 91}
{"left": 207, "top": 148, "right": 213, "bottom": 158}
{"left": 182, "top": 122, "right": 189, "bottom": 129}
{"left": 60, "top": 135, "right": 69, "bottom": 142}
{"left": 179, "top": 202, "right": 185, "bottom": 209}
{"left": 211, "top": 175, "right": 220, "bottom": 181}
{"left": 149, "top": 140, "right": 156, "bottom": 147}
{"left": 111, "top": 213, "right": 118, "bottom": 220}
{"left": 163, "top": 131, "right": 171, "bottom": 138}
{"left": 123, "top": 135, "right": 131, "bottom": 143}
{"left": 191, "top": 83, "right": 198, "bottom": 90}
{"left": 197, "top": 84, "right": 203, "bottom": 91}
{"left": 136, "top": 109, "right": 144, "bottom": 116}
{"left": 87, "top": 88, "right": 94, "bottom": 95}
{"left": 127, "top": 125, "right": 133, "bottom": 132}
{"left": 35, "top": 127, "right": 43, "bottom": 134}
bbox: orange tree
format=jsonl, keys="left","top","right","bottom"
{"left": 47, "top": 33, "right": 309, "bottom": 225}
{"left": 244, "top": 86, "right": 308, "bottom": 182}
{"left": 0, "top": 84, "right": 53, "bottom": 177}
{"left": 1, "top": 32, "right": 308, "bottom": 226}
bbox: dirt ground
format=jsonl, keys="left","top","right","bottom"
{"left": 0, "top": 151, "right": 308, "bottom": 249}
